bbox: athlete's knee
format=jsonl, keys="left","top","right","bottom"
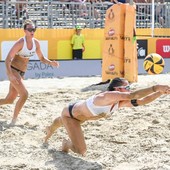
{"left": 61, "top": 107, "right": 69, "bottom": 118}
{"left": 20, "top": 90, "right": 29, "bottom": 100}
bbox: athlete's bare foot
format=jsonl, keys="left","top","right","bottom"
{"left": 9, "top": 119, "right": 17, "bottom": 127}
{"left": 44, "top": 126, "right": 52, "bottom": 143}
{"left": 61, "top": 139, "right": 69, "bottom": 153}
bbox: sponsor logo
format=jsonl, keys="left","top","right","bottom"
{"left": 27, "top": 62, "right": 54, "bottom": 79}
{"left": 108, "top": 9, "right": 114, "bottom": 20}
{"left": 156, "top": 39, "right": 170, "bottom": 58}
{"left": 120, "top": 36, "right": 131, "bottom": 41}
{"left": 34, "top": 72, "right": 54, "bottom": 79}
{"left": 108, "top": 44, "right": 114, "bottom": 55}
{"left": 105, "top": 36, "right": 118, "bottom": 40}
{"left": 27, "top": 62, "right": 53, "bottom": 70}
{"left": 108, "top": 64, "right": 115, "bottom": 71}
{"left": 108, "top": 28, "right": 115, "bottom": 36}
{"left": 105, "top": 70, "right": 124, "bottom": 76}
{"left": 137, "top": 40, "right": 147, "bottom": 59}
{"left": 124, "top": 58, "right": 131, "bottom": 63}
{"left": 163, "top": 45, "right": 170, "bottom": 52}
{"left": 138, "top": 47, "right": 146, "bottom": 58}
{"left": 105, "top": 71, "right": 118, "bottom": 75}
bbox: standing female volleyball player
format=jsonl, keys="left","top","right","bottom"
{"left": 44, "top": 77, "right": 170, "bottom": 156}
{"left": 0, "top": 19, "right": 59, "bottom": 125}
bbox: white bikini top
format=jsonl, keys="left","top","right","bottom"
{"left": 86, "top": 95, "right": 119, "bottom": 116}
{"left": 16, "top": 36, "right": 36, "bottom": 58}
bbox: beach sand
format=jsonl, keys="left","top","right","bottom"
{"left": 0, "top": 74, "right": 170, "bottom": 170}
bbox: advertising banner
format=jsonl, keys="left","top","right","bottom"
{"left": 0, "top": 60, "right": 102, "bottom": 81}
{"left": 0, "top": 29, "right": 103, "bottom": 60}
{"left": 137, "top": 39, "right": 148, "bottom": 59}
{"left": 156, "top": 39, "right": 170, "bottom": 58}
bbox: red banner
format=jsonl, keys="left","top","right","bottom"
{"left": 156, "top": 39, "right": 170, "bottom": 58}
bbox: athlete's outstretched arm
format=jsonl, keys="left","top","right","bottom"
{"left": 35, "top": 39, "right": 59, "bottom": 67}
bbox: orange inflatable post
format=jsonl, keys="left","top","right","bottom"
{"left": 102, "top": 4, "right": 126, "bottom": 81}
{"left": 124, "top": 5, "right": 138, "bottom": 82}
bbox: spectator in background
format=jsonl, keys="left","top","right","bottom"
{"left": 135, "top": 0, "right": 150, "bottom": 21}
{"left": 110, "top": 0, "right": 149, "bottom": 4}
{"left": 15, "top": 0, "right": 28, "bottom": 20}
{"left": 71, "top": 25, "right": 85, "bottom": 60}
{"left": 104, "top": 0, "right": 129, "bottom": 9}
{"left": 11, "top": 0, "right": 28, "bottom": 27}
{"left": 135, "top": 0, "right": 147, "bottom": 2}
{"left": 86, "top": 0, "right": 101, "bottom": 19}
{"left": 71, "top": 0, "right": 87, "bottom": 17}
{"left": 114, "top": 0, "right": 149, "bottom": 4}
{"left": 0, "top": 0, "right": 6, "bottom": 27}
{"left": 112, "top": 0, "right": 125, "bottom": 3}
{"left": 155, "top": 0, "right": 166, "bottom": 27}
{"left": 112, "top": 0, "right": 130, "bottom": 4}
{"left": 59, "top": 0, "right": 71, "bottom": 15}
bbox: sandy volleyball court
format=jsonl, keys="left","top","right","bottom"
{"left": 0, "top": 74, "right": 170, "bottom": 170}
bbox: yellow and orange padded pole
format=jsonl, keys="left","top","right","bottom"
{"left": 124, "top": 4, "right": 138, "bottom": 82}
{"left": 102, "top": 3, "right": 138, "bottom": 82}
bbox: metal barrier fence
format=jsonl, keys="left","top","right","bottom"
{"left": 0, "top": 1, "right": 170, "bottom": 30}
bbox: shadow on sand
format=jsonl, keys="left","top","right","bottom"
{"left": 45, "top": 149, "right": 103, "bottom": 170}
{"left": 81, "top": 82, "right": 109, "bottom": 92}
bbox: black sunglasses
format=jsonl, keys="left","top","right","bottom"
{"left": 25, "top": 28, "right": 36, "bottom": 32}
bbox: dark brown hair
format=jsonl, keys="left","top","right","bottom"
{"left": 107, "top": 77, "right": 126, "bottom": 91}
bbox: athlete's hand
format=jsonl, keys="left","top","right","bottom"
{"left": 50, "top": 61, "right": 59, "bottom": 67}
{"left": 155, "top": 85, "right": 170, "bottom": 94}
{"left": 164, "top": 87, "right": 170, "bottom": 94}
